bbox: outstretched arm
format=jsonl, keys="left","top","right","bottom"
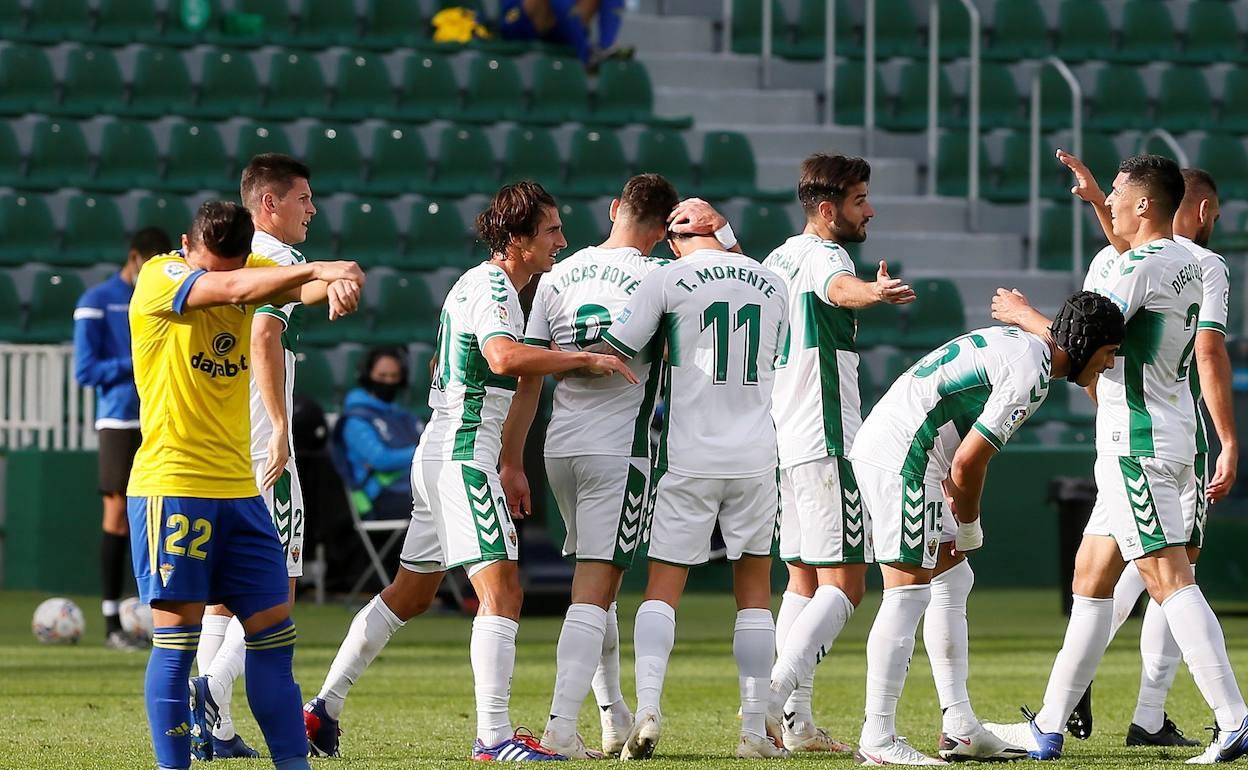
{"left": 184, "top": 261, "right": 364, "bottom": 312}
{"left": 828, "top": 260, "right": 916, "bottom": 308}
{"left": 482, "top": 335, "right": 639, "bottom": 382}
{"left": 1056, "top": 149, "right": 1130, "bottom": 254}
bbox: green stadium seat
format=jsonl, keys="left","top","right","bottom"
{"left": 338, "top": 198, "right": 401, "bottom": 268}
{"left": 0, "top": 0, "right": 25, "bottom": 40}
{"left": 1197, "top": 135, "right": 1248, "bottom": 199}
{"left": 373, "top": 273, "right": 440, "bottom": 345}
{"left": 163, "top": 122, "right": 229, "bottom": 193}
{"left": 56, "top": 46, "right": 125, "bottom": 117}
{"left": 1057, "top": 425, "right": 1095, "bottom": 445}
{"left": 855, "top": 302, "right": 906, "bottom": 349}
{"left": 1180, "top": 1, "right": 1244, "bottom": 64}
{"left": 1217, "top": 69, "right": 1248, "bottom": 133}
{"left": 634, "top": 128, "right": 695, "bottom": 194}
{"left": 460, "top": 56, "right": 524, "bottom": 123}
{"left": 1039, "top": 380, "right": 1095, "bottom": 426}
{"left": 93, "top": 0, "right": 160, "bottom": 44}
{"left": 365, "top": 124, "right": 432, "bottom": 196}
{"left": 192, "top": 50, "right": 263, "bottom": 119}
{"left": 294, "top": 0, "right": 359, "bottom": 48}
{"left": 302, "top": 125, "right": 365, "bottom": 194}
{"left": 988, "top": 130, "right": 1039, "bottom": 204}
{"left": 1037, "top": 67, "right": 1079, "bottom": 131}
{"left": 935, "top": 130, "right": 988, "bottom": 198}
{"left": 26, "top": 271, "right": 86, "bottom": 343}
{"left": 291, "top": 348, "right": 338, "bottom": 410}
{"left": 731, "top": 0, "right": 785, "bottom": 55}
{"left": 881, "top": 61, "right": 956, "bottom": 132}
{"left": 1087, "top": 66, "right": 1150, "bottom": 131}
{"left": 858, "top": 358, "right": 879, "bottom": 409}
{"left": 985, "top": 0, "right": 1048, "bottom": 60}
{"left": 875, "top": 0, "right": 923, "bottom": 58}
{"left": 737, "top": 204, "right": 794, "bottom": 259}
{"left": 500, "top": 126, "right": 565, "bottom": 195}
{"left": 593, "top": 60, "right": 657, "bottom": 126}
{"left": 1055, "top": 0, "right": 1111, "bottom": 62}
{"left": 830, "top": 61, "right": 888, "bottom": 126}
{"left": 0, "top": 44, "right": 56, "bottom": 115}
{"left": 394, "top": 53, "right": 459, "bottom": 122}
{"left": 134, "top": 194, "right": 192, "bottom": 241}
{"left": 1052, "top": 131, "right": 1119, "bottom": 201}
{"left": 1037, "top": 204, "right": 1102, "bottom": 272}
{"left": 232, "top": 0, "right": 296, "bottom": 44}
{"left": 92, "top": 121, "right": 161, "bottom": 193}
{"left": 564, "top": 128, "right": 628, "bottom": 199}
{"left": 1114, "top": 0, "right": 1178, "bottom": 64}
{"left": 25, "top": 120, "right": 91, "bottom": 191}
{"left": 975, "top": 63, "right": 1024, "bottom": 129}
{"left": 330, "top": 51, "right": 394, "bottom": 120}
{"left": 777, "top": 0, "right": 859, "bottom": 60}
{"left": 234, "top": 123, "right": 294, "bottom": 175}
{"left": 402, "top": 199, "right": 470, "bottom": 270}
{"left": 299, "top": 211, "right": 338, "bottom": 259}
{"left": 407, "top": 342, "right": 435, "bottom": 414}
{"left": 125, "top": 47, "right": 194, "bottom": 118}
{"left": 260, "top": 52, "right": 329, "bottom": 120}
{"left": 557, "top": 201, "right": 605, "bottom": 250}
{"left": 428, "top": 125, "right": 497, "bottom": 197}
{"left": 526, "top": 57, "right": 590, "bottom": 125}
{"left": 901, "top": 279, "right": 964, "bottom": 349}
{"left": 937, "top": 0, "right": 971, "bottom": 60}
{"left": 359, "top": 0, "right": 425, "bottom": 49}
{"left": 0, "top": 194, "right": 58, "bottom": 264}
{"left": 24, "top": 0, "right": 88, "bottom": 43}
{"left": 0, "top": 122, "right": 20, "bottom": 188}
{"left": 300, "top": 303, "right": 372, "bottom": 346}
{"left": 1154, "top": 67, "right": 1212, "bottom": 133}
{"left": 0, "top": 271, "right": 22, "bottom": 341}
{"left": 698, "top": 131, "right": 761, "bottom": 200}
{"left": 61, "top": 196, "right": 126, "bottom": 267}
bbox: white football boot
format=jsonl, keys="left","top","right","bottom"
{"left": 540, "top": 726, "right": 605, "bottom": 760}
{"left": 784, "top": 721, "right": 852, "bottom": 753}
{"left": 737, "top": 732, "right": 790, "bottom": 759}
{"left": 855, "top": 736, "right": 949, "bottom": 766}
{"left": 622, "top": 708, "right": 661, "bottom": 761}
{"left": 600, "top": 702, "right": 633, "bottom": 757}
{"left": 938, "top": 723, "right": 1029, "bottom": 762}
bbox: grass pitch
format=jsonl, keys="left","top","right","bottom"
{"left": 2, "top": 587, "right": 1246, "bottom": 769}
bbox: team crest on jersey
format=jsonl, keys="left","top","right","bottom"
{"left": 927, "top": 538, "right": 938, "bottom": 557}
{"left": 497, "top": 304, "right": 509, "bottom": 324}
{"left": 508, "top": 528, "right": 518, "bottom": 547}
{"left": 163, "top": 262, "right": 191, "bottom": 282}
{"left": 290, "top": 545, "right": 301, "bottom": 564}
{"left": 159, "top": 562, "right": 175, "bottom": 586}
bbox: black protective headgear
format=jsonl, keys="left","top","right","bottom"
{"left": 1050, "top": 291, "right": 1125, "bottom": 382}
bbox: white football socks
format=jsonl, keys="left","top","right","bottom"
{"left": 1161, "top": 584, "right": 1248, "bottom": 731}
{"left": 318, "top": 595, "right": 405, "bottom": 720}
{"left": 472, "top": 615, "right": 519, "bottom": 747}
{"left": 591, "top": 601, "right": 625, "bottom": 709}
{"left": 1110, "top": 560, "right": 1147, "bottom": 639}
{"left": 924, "top": 560, "right": 979, "bottom": 737}
{"left": 775, "top": 591, "right": 814, "bottom": 725}
{"left": 547, "top": 603, "right": 608, "bottom": 737}
{"left": 734, "top": 608, "right": 776, "bottom": 740}
{"left": 197, "top": 613, "right": 231, "bottom": 674}
{"left": 1133, "top": 598, "right": 1181, "bottom": 733}
{"left": 634, "top": 600, "right": 676, "bottom": 716}
{"left": 770, "top": 586, "right": 853, "bottom": 718}
{"left": 861, "top": 584, "right": 931, "bottom": 748}
{"left": 1034, "top": 595, "right": 1113, "bottom": 734}
{"left": 205, "top": 616, "right": 246, "bottom": 740}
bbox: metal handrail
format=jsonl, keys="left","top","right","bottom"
{"left": 722, "top": 0, "right": 733, "bottom": 55}
{"left": 761, "top": 0, "right": 773, "bottom": 87}
{"left": 1028, "top": 56, "right": 1083, "bottom": 280}
{"left": 823, "top": 0, "right": 837, "bottom": 125}
{"left": 924, "top": 0, "right": 981, "bottom": 228}
{"left": 865, "top": 0, "right": 876, "bottom": 155}
{"left": 1139, "top": 128, "right": 1191, "bottom": 167}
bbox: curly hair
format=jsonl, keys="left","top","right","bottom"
{"left": 476, "top": 181, "right": 558, "bottom": 255}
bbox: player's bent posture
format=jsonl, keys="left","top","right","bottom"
{"left": 126, "top": 201, "right": 363, "bottom": 770}
{"left": 762, "top": 153, "right": 914, "bottom": 754}
{"left": 302, "top": 182, "right": 635, "bottom": 762}
{"left": 192, "top": 153, "right": 320, "bottom": 760}
{"left": 494, "top": 174, "right": 679, "bottom": 759}
{"left": 1052, "top": 156, "right": 1237, "bottom": 749}
{"left": 985, "top": 154, "right": 1248, "bottom": 764}
{"left": 599, "top": 223, "right": 790, "bottom": 760}
{"left": 850, "top": 294, "right": 1125, "bottom": 766}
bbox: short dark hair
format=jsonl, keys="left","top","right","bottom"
{"left": 1181, "top": 168, "right": 1219, "bottom": 203}
{"left": 617, "top": 174, "right": 680, "bottom": 230}
{"left": 240, "top": 153, "right": 312, "bottom": 213}
{"left": 188, "top": 201, "right": 254, "bottom": 259}
{"left": 798, "top": 154, "right": 872, "bottom": 214}
{"left": 476, "top": 181, "right": 558, "bottom": 255}
{"left": 129, "top": 226, "right": 173, "bottom": 259}
{"left": 1118, "top": 154, "right": 1185, "bottom": 218}
{"left": 357, "top": 345, "right": 409, "bottom": 389}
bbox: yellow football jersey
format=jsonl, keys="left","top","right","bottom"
{"left": 127, "top": 251, "right": 281, "bottom": 498}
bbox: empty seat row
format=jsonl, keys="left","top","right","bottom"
{"left": 295, "top": 343, "right": 436, "bottom": 413}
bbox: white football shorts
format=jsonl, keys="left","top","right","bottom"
{"left": 546, "top": 454, "right": 649, "bottom": 568}
{"left": 853, "top": 461, "right": 946, "bottom": 570}
{"left": 646, "top": 469, "right": 777, "bottom": 566}
{"left": 779, "top": 455, "right": 873, "bottom": 565}
{"left": 399, "top": 459, "right": 519, "bottom": 574}
{"left": 253, "top": 456, "right": 305, "bottom": 578}
{"left": 1086, "top": 454, "right": 1195, "bottom": 561}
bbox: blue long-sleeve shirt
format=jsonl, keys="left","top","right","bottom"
{"left": 341, "top": 388, "right": 421, "bottom": 500}
{"left": 73, "top": 273, "right": 139, "bottom": 429}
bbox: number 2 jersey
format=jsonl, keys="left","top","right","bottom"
{"left": 850, "top": 326, "right": 1052, "bottom": 484}
{"left": 421, "top": 262, "right": 526, "bottom": 469}
{"left": 603, "top": 249, "right": 789, "bottom": 479}
{"left": 1084, "top": 238, "right": 1203, "bottom": 464}
{"left": 523, "top": 246, "right": 668, "bottom": 459}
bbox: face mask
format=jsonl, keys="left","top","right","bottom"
{"left": 366, "top": 380, "right": 401, "bottom": 403}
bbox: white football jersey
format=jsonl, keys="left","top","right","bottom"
{"left": 249, "top": 230, "right": 305, "bottom": 460}
{"left": 524, "top": 246, "right": 669, "bottom": 459}
{"left": 603, "top": 249, "right": 789, "bottom": 478}
{"left": 851, "top": 326, "right": 1052, "bottom": 484}
{"left": 1084, "top": 239, "right": 1203, "bottom": 463}
{"left": 763, "top": 234, "right": 860, "bottom": 468}
{"left": 420, "top": 262, "right": 526, "bottom": 469}
{"left": 1176, "top": 234, "right": 1230, "bottom": 456}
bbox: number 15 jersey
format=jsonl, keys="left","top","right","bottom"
{"left": 603, "top": 249, "right": 789, "bottom": 479}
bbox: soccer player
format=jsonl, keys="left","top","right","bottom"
{"left": 126, "top": 200, "right": 363, "bottom": 770}
{"left": 302, "top": 182, "right": 636, "bottom": 761}
{"left": 850, "top": 292, "right": 1125, "bottom": 766}
{"left": 74, "top": 226, "right": 171, "bottom": 651}
{"left": 596, "top": 216, "right": 790, "bottom": 760}
{"left": 984, "top": 154, "right": 1248, "bottom": 763}
{"left": 761, "top": 153, "right": 914, "bottom": 754}
{"left": 191, "top": 153, "right": 318, "bottom": 759}
{"left": 1035, "top": 155, "right": 1238, "bottom": 751}
{"left": 491, "top": 174, "right": 679, "bottom": 759}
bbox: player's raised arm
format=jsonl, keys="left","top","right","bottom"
{"left": 991, "top": 288, "right": 1052, "bottom": 336}
{"left": 667, "top": 198, "right": 742, "bottom": 253}
{"left": 1057, "top": 149, "right": 1131, "bottom": 255}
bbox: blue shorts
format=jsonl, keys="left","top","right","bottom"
{"left": 127, "top": 495, "right": 289, "bottom": 621}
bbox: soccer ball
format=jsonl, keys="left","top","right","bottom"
{"left": 119, "top": 597, "right": 154, "bottom": 641}
{"left": 32, "top": 598, "right": 85, "bottom": 644}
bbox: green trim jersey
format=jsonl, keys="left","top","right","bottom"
{"left": 850, "top": 326, "right": 1052, "bottom": 484}
{"left": 523, "top": 246, "right": 669, "bottom": 459}
{"left": 763, "top": 234, "right": 860, "bottom": 468}
{"left": 602, "top": 249, "right": 789, "bottom": 479}
{"left": 248, "top": 230, "right": 306, "bottom": 460}
{"left": 1084, "top": 239, "right": 1203, "bottom": 463}
{"left": 421, "top": 262, "right": 525, "bottom": 468}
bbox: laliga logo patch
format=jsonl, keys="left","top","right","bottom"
{"left": 1004, "top": 407, "right": 1029, "bottom": 437}
{"left": 618, "top": 308, "right": 632, "bottom": 323}
{"left": 159, "top": 562, "right": 175, "bottom": 586}
{"left": 164, "top": 262, "right": 191, "bottom": 281}
{"left": 212, "top": 332, "right": 237, "bottom": 356}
